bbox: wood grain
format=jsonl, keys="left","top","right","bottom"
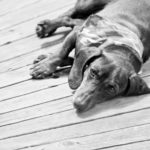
{"left": 0, "top": 0, "right": 150, "bottom": 150}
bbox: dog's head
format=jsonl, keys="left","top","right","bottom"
{"left": 69, "top": 46, "right": 150, "bottom": 112}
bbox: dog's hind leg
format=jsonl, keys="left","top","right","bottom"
{"left": 31, "top": 27, "right": 78, "bottom": 79}
{"left": 36, "top": 0, "right": 112, "bottom": 38}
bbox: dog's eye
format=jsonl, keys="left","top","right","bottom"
{"left": 107, "top": 84, "right": 115, "bottom": 93}
{"left": 90, "top": 68, "right": 98, "bottom": 78}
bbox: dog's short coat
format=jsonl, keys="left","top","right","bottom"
{"left": 30, "top": 0, "right": 150, "bottom": 112}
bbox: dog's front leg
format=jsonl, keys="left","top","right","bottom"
{"left": 30, "top": 28, "right": 78, "bottom": 79}
{"left": 36, "top": 7, "right": 84, "bottom": 38}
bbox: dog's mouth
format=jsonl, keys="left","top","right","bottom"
{"left": 73, "top": 94, "right": 97, "bottom": 112}
{"left": 74, "top": 99, "right": 95, "bottom": 112}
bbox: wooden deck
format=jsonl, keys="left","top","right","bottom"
{"left": 1, "top": 0, "right": 150, "bottom": 149}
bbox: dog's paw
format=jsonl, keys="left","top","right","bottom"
{"left": 36, "top": 20, "right": 57, "bottom": 38}
{"left": 33, "top": 54, "right": 48, "bottom": 64}
{"left": 30, "top": 56, "right": 58, "bottom": 79}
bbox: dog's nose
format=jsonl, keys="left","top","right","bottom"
{"left": 73, "top": 99, "right": 86, "bottom": 112}
{"left": 36, "top": 25, "right": 42, "bottom": 33}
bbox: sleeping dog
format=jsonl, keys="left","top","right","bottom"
{"left": 30, "top": 0, "right": 150, "bottom": 112}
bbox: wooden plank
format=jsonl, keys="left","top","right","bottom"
{"left": 0, "top": 95, "right": 72, "bottom": 127}
{"left": 0, "top": 29, "right": 70, "bottom": 76}
{"left": 0, "top": 33, "right": 70, "bottom": 74}
{"left": 0, "top": 74, "right": 68, "bottom": 101}
{"left": 23, "top": 124, "right": 150, "bottom": 150}
{"left": 0, "top": 0, "right": 41, "bottom": 16}
{"left": 0, "top": 4, "right": 73, "bottom": 47}
{"left": 0, "top": 43, "right": 69, "bottom": 88}
{"left": 0, "top": 51, "right": 40, "bottom": 74}
{"left": 0, "top": 67, "right": 31, "bottom": 88}
{"left": 5, "top": 141, "right": 150, "bottom": 150}
{"left": 0, "top": 33, "right": 72, "bottom": 88}
{"left": 0, "top": 89, "right": 150, "bottom": 141}
{"left": 0, "top": 103, "right": 150, "bottom": 149}
{"left": 0, "top": 19, "right": 70, "bottom": 76}
{"left": 0, "top": 0, "right": 75, "bottom": 31}
{"left": 0, "top": 30, "right": 66, "bottom": 63}
{"left": 97, "top": 141, "right": 150, "bottom": 150}
{"left": 0, "top": 83, "right": 72, "bottom": 114}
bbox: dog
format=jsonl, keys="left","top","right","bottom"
{"left": 30, "top": 0, "right": 150, "bottom": 112}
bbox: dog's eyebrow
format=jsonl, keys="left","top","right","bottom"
{"left": 94, "top": 67, "right": 110, "bottom": 81}
{"left": 99, "top": 63, "right": 116, "bottom": 78}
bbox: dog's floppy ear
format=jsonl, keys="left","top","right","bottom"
{"left": 68, "top": 47, "right": 102, "bottom": 89}
{"left": 125, "top": 73, "right": 150, "bottom": 96}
